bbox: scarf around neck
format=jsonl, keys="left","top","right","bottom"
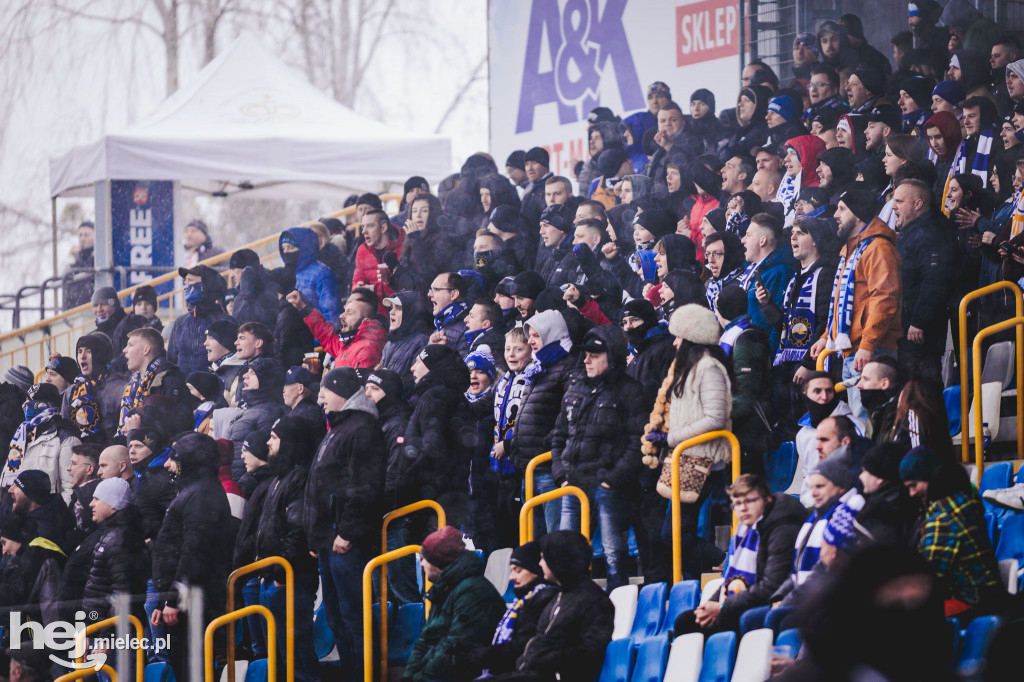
{"left": 434, "top": 301, "right": 468, "bottom": 331}
{"left": 70, "top": 372, "right": 103, "bottom": 438}
{"left": 723, "top": 520, "right": 761, "bottom": 589}
{"left": 826, "top": 231, "right": 875, "bottom": 352}
{"left": 7, "top": 408, "right": 59, "bottom": 478}
{"left": 120, "top": 357, "right": 163, "bottom": 431}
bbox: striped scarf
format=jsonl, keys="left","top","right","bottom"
{"left": 793, "top": 491, "right": 864, "bottom": 584}
{"left": 1011, "top": 185, "right": 1024, "bottom": 239}
{"left": 719, "top": 317, "right": 752, "bottom": 356}
{"left": 739, "top": 260, "right": 760, "bottom": 291}
{"left": 119, "top": 357, "right": 163, "bottom": 432}
{"left": 492, "top": 370, "right": 530, "bottom": 476}
{"left": 943, "top": 128, "right": 994, "bottom": 216}
{"left": 491, "top": 583, "right": 551, "bottom": 646}
{"left": 706, "top": 266, "right": 745, "bottom": 309}
{"left": 776, "top": 173, "right": 801, "bottom": 227}
{"left": 825, "top": 234, "right": 876, "bottom": 352}
{"left": 6, "top": 409, "right": 58, "bottom": 477}
{"left": 775, "top": 267, "right": 821, "bottom": 365}
{"left": 70, "top": 373, "right": 103, "bottom": 439}
{"left": 722, "top": 522, "right": 761, "bottom": 588}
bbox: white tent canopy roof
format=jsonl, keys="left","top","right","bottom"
{"left": 49, "top": 33, "right": 452, "bottom": 199}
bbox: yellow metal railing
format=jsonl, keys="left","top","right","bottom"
{"left": 670, "top": 431, "right": 741, "bottom": 585}
{"left": 523, "top": 451, "right": 553, "bottom": 532}
{"left": 958, "top": 282, "right": 1024, "bottom": 462}
{"left": 226, "top": 557, "right": 294, "bottom": 682}
{"left": 971, "top": 316, "right": 1024, "bottom": 476}
{"left": 815, "top": 348, "right": 846, "bottom": 393}
{"left": 519, "top": 486, "right": 590, "bottom": 544}
{"left": 206, "top": 605, "right": 277, "bottom": 682}
{"left": 55, "top": 665, "right": 119, "bottom": 681}
{"left": 363, "top": 545, "right": 429, "bottom": 682}
{"left": 73, "top": 614, "right": 146, "bottom": 681}
{"left": 0, "top": 195, "right": 399, "bottom": 371}
{"left": 379, "top": 500, "right": 445, "bottom": 678}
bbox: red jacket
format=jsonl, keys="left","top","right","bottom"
{"left": 303, "top": 310, "right": 386, "bottom": 368}
{"left": 352, "top": 226, "right": 406, "bottom": 311}
{"left": 688, "top": 194, "right": 720, "bottom": 262}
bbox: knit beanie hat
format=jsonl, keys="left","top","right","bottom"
{"left": 621, "top": 299, "right": 659, "bottom": 329}
{"left": 703, "top": 208, "right": 728, "bottom": 233}
{"left": 0, "top": 515, "right": 38, "bottom": 544}
{"left": 418, "top": 344, "right": 462, "bottom": 373}
{"left": 634, "top": 208, "right": 675, "bottom": 239}
{"left": 205, "top": 320, "right": 238, "bottom": 352}
{"left": 465, "top": 351, "right": 497, "bottom": 382}
{"left": 421, "top": 526, "right": 466, "bottom": 568}
{"left": 669, "top": 304, "right": 722, "bottom": 344}
{"left": 489, "top": 205, "right": 521, "bottom": 235}
{"left": 900, "top": 77, "right": 936, "bottom": 110}
{"left": 268, "top": 267, "right": 296, "bottom": 293}
{"left": 822, "top": 503, "right": 860, "bottom": 552}
{"left": 356, "top": 193, "right": 382, "bottom": 210}
{"left": 540, "top": 204, "right": 573, "bottom": 233}
{"left": 321, "top": 367, "right": 362, "bottom": 400}
{"left": 186, "top": 371, "right": 222, "bottom": 402}
{"left": 26, "top": 383, "right": 61, "bottom": 408}
{"left": 404, "top": 176, "right": 430, "bottom": 195}
{"left": 229, "top": 249, "right": 260, "bottom": 270}
{"left": 525, "top": 147, "right": 550, "bottom": 168}
{"left": 767, "top": 95, "right": 800, "bottom": 122}
{"left": 715, "top": 285, "right": 749, "bottom": 321}
{"left": 242, "top": 427, "right": 272, "bottom": 462}
{"left": 365, "top": 369, "right": 403, "bottom": 399}
{"left": 852, "top": 65, "right": 885, "bottom": 96}
{"left": 596, "top": 148, "right": 630, "bottom": 178}
{"left": 793, "top": 32, "right": 819, "bottom": 54}
{"left": 128, "top": 427, "right": 166, "bottom": 456}
{"left": 132, "top": 285, "right": 159, "bottom": 308}
{"left": 811, "top": 453, "right": 855, "bottom": 490}
{"left": 45, "top": 356, "right": 80, "bottom": 384}
{"left": 690, "top": 88, "right": 716, "bottom": 114}
{"left": 3, "top": 366, "right": 34, "bottom": 392}
{"left": 93, "top": 477, "right": 131, "bottom": 511}
{"left": 932, "top": 80, "right": 966, "bottom": 108}
{"left": 861, "top": 443, "right": 905, "bottom": 483}
{"left": 534, "top": 287, "right": 569, "bottom": 314}
{"left": 13, "top": 469, "right": 51, "bottom": 506}
{"left": 186, "top": 219, "right": 209, "bottom": 237}
{"left": 838, "top": 185, "right": 879, "bottom": 224}
{"left": 505, "top": 150, "right": 526, "bottom": 171}
{"left": 92, "top": 286, "right": 119, "bottom": 307}
{"left": 512, "top": 271, "right": 545, "bottom": 300}
{"left": 899, "top": 445, "right": 943, "bottom": 482}
{"left": 510, "top": 541, "right": 544, "bottom": 576}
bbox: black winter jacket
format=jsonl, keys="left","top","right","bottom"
{"left": 168, "top": 289, "right": 234, "bottom": 379}
{"left": 0, "top": 540, "right": 66, "bottom": 625}
{"left": 288, "top": 397, "right": 325, "bottom": 432}
{"left": 136, "top": 452, "right": 176, "bottom": 540}
{"left": 81, "top": 506, "right": 148, "bottom": 622}
{"left": 274, "top": 298, "right": 316, "bottom": 369}
{"left": 232, "top": 265, "right": 281, "bottom": 330}
{"left": 257, "top": 451, "right": 318, "bottom": 581}
{"left": 232, "top": 464, "right": 277, "bottom": 568}
{"left": 378, "top": 397, "right": 412, "bottom": 506}
{"left": 896, "top": 211, "right": 954, "bottom": 356}
{"left": 0, "top": 383, "right": 26, "bottom": 450}
{"left": 509, "top": 353, "right": 577, "bottom": 473}
{"left": 392, "top": 230, "right": 470, "bottom": 295}
{"left": 302, "top": 391, "right": 386, "bottom": 551}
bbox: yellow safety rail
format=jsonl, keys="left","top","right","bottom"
{"left": 0, "top": 195, "right": 399, "bottom": 370}
{"left": 379, "top": 500, "right": 445, "bottom": 679}
{"left": 55, "top": 666, "right": 119, "bottom": 681}
{"left": 226, "top": 557, "right": 294, "bottom": 682}
{"left": 670, "top": 431, "right": 741, "bottom": 585}
{"left": 363, "top": 545, "right": 427, "bottom": 682}
{"left": 73, "top": 614, "right": 146, "bottom": 682}
{"left": 206, "top": 605, "right": 277, "bottom": 682}
{"left": 971, "top": 316, "right": 1024, "bottom": 475}
{"left": 958, "top": 282, "right": 1024, "bottom": 462}
{"left": 814, "top": 349, "right": 846, "bottom": 393}
{"left": 523, "top": 451, "right": 553, "bottom": 534}
{"left": 519, "top": 486, "right": 590, "bottom": 544}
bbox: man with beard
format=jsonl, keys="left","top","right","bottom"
{"left": 809, "top": 186, "right": 902, "bottom": 422}
{"left": 803, "top": 65, "right": 850, "bottom": 121}
{"left": 287, "top": 288, "right": 385, "bottom": 368}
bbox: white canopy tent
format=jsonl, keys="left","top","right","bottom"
{"left": 49, "top": 33, "right": 452, "bottom": 200}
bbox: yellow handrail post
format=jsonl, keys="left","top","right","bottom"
{"left": 206, "top": 605, "right": 277, "bottom": 682}
{"left": 958, "top": 282, "right": 1024, "bottom": 462}
{"left": 815, "top": 349, "right": 847, "bottom": 394}
{"left": 670, "top": 431, "right": 741, "bottom": 585}
{"left": 363, "top": 545, "right": 424, "bottom": 682}
{"left": 74, "top": 614, "right": 146, "bottom": 681}
{"left": 379, "top": 500, "right": 445, "bottom": 679}
{"left": 972, "top": 316, "right": 1024, "bottom": 477}
{"left": 523, "top": 452, "right": 553, "bottom": 533}
{"left": 518, "top": 487, "right": 590, "bottom": 544}
{"left": 55, "top": 665, "right": 119, "bottom": 681}
{"left": 226, "top": 557, "right": 294, "bottom": 682}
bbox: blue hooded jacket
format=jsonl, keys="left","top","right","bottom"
{"left": 279, "top": 227, "right": 340, "bottom": 323}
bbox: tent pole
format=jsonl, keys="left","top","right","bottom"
{"left": 51, "top": 197, "right": 58, "bottom": 278}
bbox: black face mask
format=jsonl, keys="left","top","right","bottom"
{"left": 804, "top": 395, "right": 839, "bottom": 427}
{"left": 860, "top": 388, "right": 893, "bottom": 412}
{"left": 281, "top": 251, "right": 300, "bottom": 267}
{"left": 625, "top": 325, "right": 649, "bottom": 349}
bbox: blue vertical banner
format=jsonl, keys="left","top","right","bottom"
{"left": 110, "top": 180, "right": 175, "bottom": 299}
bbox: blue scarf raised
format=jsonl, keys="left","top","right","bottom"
{"left": 434, "top": 301, "right": 468, "bottom": 331}
{"left": 719, "top": 316, "right": 752, "bottom": 356}
{"left": 775, "top": 267, "right": 822, "bottom": 365}
{"left": 825, "top": 234, "right": 876, "bottom": 352}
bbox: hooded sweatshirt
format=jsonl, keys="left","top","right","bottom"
{"left": 924, "top": 111, "right": 965, "bottom": 208}
{"left": 380, "top": 290, "right": 433, "bottom": 381}
{"left": 279, "top": 227, "right": 340, "bottom": 323}
{"left": 166, "top": 264, "right": 233, "bottom": 378}
{"left": 777, "top": 135, "right": 826, "bottom": 227}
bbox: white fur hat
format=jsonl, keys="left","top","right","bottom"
{"left": 668, "top": 304, "right": 722, "bottom": 345}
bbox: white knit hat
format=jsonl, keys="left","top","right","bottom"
{"left": 668, "top": 304, "right": 722, "bottom": 345}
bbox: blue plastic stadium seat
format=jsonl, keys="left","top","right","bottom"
{"left": 763, "top": 442, "right": 797, "bottom": 494}
{"left": 697, "top": 631, "right": 737, "bottom": 682}
{"left": 958, "top": 615, "right": 1002, "bottom": 677}
{"left": 313, "top": 603, "right": 335, "bottom": 660}
{"left": 944, "top": 386, "right": 961, "bottom": 437}
{"left": 946, "top": 617, "right": 961, "bottom": 670}
{"left": 996, "top": 513, "right": 1024, "bottom": 564}
{"left": 775, "top": 628, "right": 801, "bottom": 655}
{"left": 659, "top": 580, "right": 700, "bottom": 635}
{"left": 629, "top": 583, "right": 668, "bottom": 644}
{"left": 628, "top": 633, "right": 670, "bottom": 682}
{"left": 244, "top": 658, "right": 268, "bottom": 682}
{"left": 389, "top": 602, "right": 425, "bottom": 666}
{"left": 980, "top": 462, "right": 1013, "bottom": 498}
{"left": 597, "top": 637, "right": 636, "bottom": 682}
{"left": 1016, "top": 463, "right": 1024, "bottom": 485}
{"left": 144, "top": 662, "right": 175, "bottom": 682}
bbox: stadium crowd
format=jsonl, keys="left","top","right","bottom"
{"left": 4, "top": 1, "right": 1024, "bottom": 680}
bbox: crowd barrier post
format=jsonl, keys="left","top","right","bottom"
{"left": 55, "top": 666, "right": 119, "bottom": 682}
{"left": 205, "top": 605, "right": 277, "bottom": 682}
{"left": 363, "top": 545, "right": 426, "bottom": 682}
{"left": 972, "top": 316, "right": 1024, "bottom": 476}
{"left": 226, "top": 557, "right": 294, "bottom": 682}
{"left": 523, "top": 452, "right": 553, "bottom": 531}
{"left": 518, "top": 486, "right": 590, "bottom": 544}
{"left": 72, "top": 613, "right": 145, "bottom": 681}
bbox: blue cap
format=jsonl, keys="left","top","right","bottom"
{"left": 465, "top": 351, "right": 496, "bottom": 381}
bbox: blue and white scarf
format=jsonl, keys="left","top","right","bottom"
{"left": 739, "top": 260, "right": 760, "bottom": 291}
{"left": 434, "top": 301, "right": 468, "bottom": 331}
{"left": 492, "top": 370, "right": 530, "bottom": 475}
{"left": 775, "top": 267, "right": 821, "bottom": 365}
{"left": 793, "top": 491, "right": 864, "bottom": 584}
{"left": 193, "top": 400, "right": 216, "bottom": 430}
{"left": 952, "top": 127, "right": 994, "bottom": 189}
{"left": 719, "top": 317, "right": 752, "bottom": 356}
{"left": 7, "top": 408, "right": 59, "bottom": 477}
{"left": 775, "top": 173, "right": 801, "bottom": 227}
{"left": 706, "top": 265, "right": 746, "bottom": 309}
{"left": 726, "top": 210, "right": 749, "bottom": 236}
{"left": 491, "top": 583, "right": 552, "bottom": 646}
{"left": 722, "top": 521, "right": 761, "bottom": 588}
{"left": 825, "top": 234, "right": 876, "bottom": 352}
{"left": 629, "top": 249, "right": 658, "bottom": 281}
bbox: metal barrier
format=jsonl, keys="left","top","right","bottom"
{"left": 972, "top": 316, "right": 1024, "bottom": 476}
{"left": 669, "top": 430, "right": 741, "bottom": 585}
{"left": 226, "top": 557, "right": 294, "bottom": 682}
{"left": 519, "top": 486, "right": 590, "bottom": 544}
{"left": 72, "top": 614, "right": 146, "bottom": 681}
{"left": 206, "top": 605, "right": 277, "bottom": 682}
{"left": 378, "top": 500, "right": 445, "bottom": 677}
{"left": 55, "top": 666, "right": 119, "bottom": 682}
{"left": 814, "top": 349, "right": 846, "bottom": 393}
{"left": 0, "top": 195, "right": 399, "bottom": 372}
{"left": 362, "top": 544, "right": 425, "bottom": 682}
{"left": 523, "top": 451, "right": 552, "bottom": 532}
{"left": 958, "top": 281, "right": 1024, "bottom": 463}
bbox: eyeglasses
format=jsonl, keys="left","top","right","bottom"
{"left": 705, "top": 250, "right": 726, "bottom": 260}
{"left": 730, "top": 495, "right": 763, "bottom": 509}
{"left": 808, "top": 81, "right": 831, "bottom": 89}
{"left": 428, "top": 286, "right": 453, "bottom": 293}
